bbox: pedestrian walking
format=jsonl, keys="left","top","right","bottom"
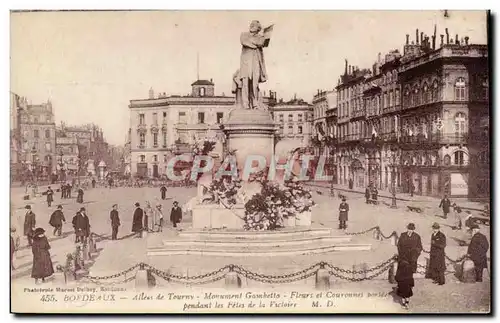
{"left": 110, "top": 204, "right": 120, "bottom": 240}
{"left": 365, "top": 187, "right": 370, "bottom": 204}
{"left": 427, "top": 222, "right": 446, "bottom": 285}
{"left": 452, "top": 203, "right": 463, "bottom": 230}
{"left": 132, "top": 202, "right": 144, "bottom": 238}
{"left": 60, "top": 184, "right": 65, "bottom": 199}
{"left": 49, "top": 205, "right": 66, "bottom": 237}
{"left": 371, "top": 186, "right": 378, "bottom": 202}
{"left": 77, "top": 188, "right": 84, "bottom": 203}
{"left": 409, "top": 181, "right": 415, "bottom": 197}
{"left": 92, "top": 178, "right": 96, "bottom": 189}
{"left": 72, "top": 207, "right": 90, "bottom": 243}
{"left": 348, "top": 178, "right": 353, "bottom": 190}
{"left": 31, "top": 228, "right": 54, "bottom": 284}
{"left": 438, "top": 194, "right": 451, "bottom": 219}
{"left": 46, "top": 186, "right": 54, "bottom": 207}
{"left": 160, "top": 184, "right": 167, "bottom": 200}
{"left": 467, "top": 224, "right": 489, "bottom": 282}
{"left": 395, "top": 258, "right": 414, "bottom": 310}
{"left": 144, "top": 201, "right": 154, "bottom": 232}
{"left": 338, "top": 197, "right": 349, "bottom": 230}
{"left": 67, "top": 182, "right": 72, "bottom": 198}
{"left": 170, "top": 201, "right": 182, "bottom": 228}
{"left": 155, "top": 204, "right": 164, "bottom": 232}
{"left": 24, "top": 205, "right": 36, "bottom": 246}
{"left": 397, "top": 223, "right": 422, "bottom": 273}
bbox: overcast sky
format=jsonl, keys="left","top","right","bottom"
{"left": 10, "top": 10, "right": 487, "bottom": 145}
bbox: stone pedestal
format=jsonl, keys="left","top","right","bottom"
{"left": 192, "top": 204, "right": 245, "bottom": 230}
{"left": 223, "top": 109, "right": 276, "bottom": 173}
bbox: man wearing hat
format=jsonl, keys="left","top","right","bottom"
{"left": 427, "top": 222, "right": 446, "bottom": 285}
{"left": 438, "top": 194, "right": 452, "bottom": 219}
{"left": 397, "top": 223, "right": 423, "bottom": 273}
{"left": 23, "top": 205, "right": 36, "bottom": 246}
{"left": 338, "top": 197, "right": 349, "bottom": 230}
{"left": 110, "top": 204, "right": 120, "bottom": 240}
{"left": 132, "top": 202, "right": 144, "bottom": 237}
{"left": 72, "top": 207, "right": 90, "bottom": 243}
{"left": 467, "top": 224, "right": 489, "bottom": 282}
{"left": 170, "top": 201, "right": 183, "bottom": 228}
{"left": 45, "top": 186, "right": 54, "bottom": 207}
{"left": 49, "top": 205, "right": 66, "bottom": 237}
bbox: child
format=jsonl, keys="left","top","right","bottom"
{"left": 395, "top": 258, "right": 415, "bottom": 309}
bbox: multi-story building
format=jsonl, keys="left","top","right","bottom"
{"left": 129, "top": 80, "right": 234, "bottom": 178}
{"left": 398, "top": 30, "right": 488, "bottom": 198}
{"left": 18, "top": 99, "right": 57, "bottom": 179}
{"left": 55, "top": 136, "right": 80, "bottom": 177}
{"left": 10, "top": 92, "right": 23, "bottom": 179}
{"left": 270, "top": 97, "right": 313, "bottom": 147}
{"left": 311, "top": 90, "right": 337, "bottom": 156}
{"left": 332, "top": 28, "right": 489, "bottom": 198}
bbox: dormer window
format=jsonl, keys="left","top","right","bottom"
{"left": 200, "top": 87, "right": 205, "bottom": 97}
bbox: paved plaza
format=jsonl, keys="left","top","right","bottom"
{"left": 10, "top": 184, "right": 490, "bottom": 313}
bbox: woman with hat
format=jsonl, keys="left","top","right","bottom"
{"left": 170, "top": 201, "right": 182, "bottom": 228}
{"left": 397, "top": 223, "right": 422, "bottom": 273}
{"left": 31, "top": 228, "right": 54, "bottom": 284}
{"left": 427, "top": 222, "right": 446, "bottom": 285}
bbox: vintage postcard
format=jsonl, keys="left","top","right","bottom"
{"left": 10, "top": 10, "right": 490, "bottom": 314}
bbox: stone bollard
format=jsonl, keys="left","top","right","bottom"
{"left": 74, "top": 246, "right": 84, "bottom": 270}
{"left": 352, "top": 263, "right": 368, "bottom": 281}
{"left": 372, "top": 228, "right": 381, "bottom": 241}
{"left": 88, "top": 234, "right": 96, "bottom": 254}
{"left": 53, "top": 270, "right": 66, "bottom": 285}
{"left": 141, "top": 230, "right": 148, "bottom": 239}
{"left": 225, "top": 266, "right": 242, "bottom": 289}
{"left": 461, "top": 259, "right": 476, "bottom": 283}
{"left": 82, "top": 243, "right": 90, "bottom": 262}
{"left": 315, "top": 263, "right": 330, "bottom": 290}
{"left": 135, "top": 263, "right": 150, "bottom": 289}
{"left": 390, "top": 233, "right": 398, "bottom": 246}
{"left": 388, "top": 260, "right": 397, "bottom": 284}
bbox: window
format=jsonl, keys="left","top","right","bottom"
{"left": 279, "top": 125, "right": 284, "bottom": 134}
{"left": 404, "top": 86, "right": 410, "bottom": 107}
{"left": 288, "top": 114, "right": 293, "bottom": 122}
{"left": 200, "top": 87, "right": 205, "bottom": 97}
{"left": 162, "top": 131, "right": 167, "bottom": 147}
{"left": 164, "top": 154, "right": 168, "bottom": 163}
{"left": 153, "top": 133, "right": 158, "bottom": 147}
{"left": 454, "top": 112, "right": 467, "bottom": 136}
{"left": 482, "top": 77, "right": 489, "bottom": 100}
{"left": 153, "top": 155, "right": 158, "bottom": 163}
{"left": 413, "top": 86, "right": 420, "bottom": 106}
{"left": 153, "top": 113, "right": 158, "bottom": 124}
{"left": 140, "top": 155, "right": 145, "bottom": 163}
{"left": 389, "top": 91, "right": 393, "bottom": 107}
{"left": 279, "top": 114, "right": 284, "bottom": 122}
{"left": 163, "top": 112, "right": 167, "bottom": 118}
{"left": 197, "top": 112, "right": 205, "bottom": 124}
{"left": 423, "top": 83, "right": 430, "bottom": 103}
{"left": 288, "top": 125, "right": 293, "bottom": 134}
{"left": 69, "top": 147, "right": 73, "bottom": 154}
{"left": 216, "top": 112, "right": 224, "bottom": 124}
{"left": 395, "top": 88, "right": 400, "bottom": 106}
{"left": 139, "top": 113, "right": 145, "bottom": 125}
{"left": 139, "top": 133, "right": 145, "bottom": 146}
{"left": 45, "top": 143, "right": 51, "bottom": 152}
{"left": 178, "top": 112, "right": 187, "bottom": 124}
{"left": 454, "top": 151, "right": 465, "bottom": 166}
{"left": 45, "top": 129, "right": 50, "bottom": 138}
{"left": 46, "top": 115, "right": 51, "bottom": 123}
{"left": 34, "top": 129, "right": 39, "bottom": 138}
{"left": 298, "top": 126, "right": 303, "bottom": 134}
{"left": 454, "top": 77, "right": 466, "bottom": 101}
{"left": 33, "top": 117, "right": 39, "bottom": 123}
{"left": 431, "top": 80, "right": 439, "bottom": 102}
{"left": 298, "top": 114, "right": 303, "bottom": 122}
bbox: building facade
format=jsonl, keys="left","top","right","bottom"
{"left": 270, "top": 98, "right": 313, "bottom": 147}
{"left": 311, "top": 90, "right": 337, "bottom": 156}
{"left": 10, "top": 93, "right": 23, "bottom": 178}
{"left": 18, "top": 99, "right": 57, "bottom": 179}
{"left": 331, "top": 28, "right": 489, "bottom": 198}
{"left": 129, "top": 80, "right": 234, "bottom": 178}
{"left": 55, "top": 136, "right": 80, "bottom": 178}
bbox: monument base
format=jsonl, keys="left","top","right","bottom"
{"left": 192, "top": 203, "right": 245, "bottom": 230}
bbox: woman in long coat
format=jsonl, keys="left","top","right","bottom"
{"left": 77, "top": 188, "right": 84, "bottom": 204}
{"left": 131, "top": 203, "right": 144, "bottom": 237}
{"left": 427, "top": 223, "right": 446, "bottom": 285}
{"left": 31, "top": 228, "right": 54, "bottom": 283}
{"left": 170, "top": 201, "right": 182, "bottom": 228}
{"left": 395, "top": 258, "right": 415, "bottom": 309}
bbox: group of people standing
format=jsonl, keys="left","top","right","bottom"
{"left": 131, "top": 200, "right": 183, "bottom": 237}
{"left": 395, "top": 222, "right": 489, "bottom": 309}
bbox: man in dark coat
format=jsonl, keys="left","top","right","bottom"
{"left": 72, "top": 207, "right": 90, "bottom": 243}
{"left": 397, "top": 223, "right": 423, "bottom": 273}
{"left": 338, "top": 198, "right": 349, "bottom": 230}
{"left": 365, "top": 187, "right": 370, "bottom": 204}
{"left": 31, "top": 227, "right": 54, "bottom": 284}
{"left": 92, "top": 178, "right": 96, "bottom": 189}
{"left": 371, "top": 186, "right": 378, "bottom": 201}
{"left": 23, "top": 205, "right": 36, "bottom": 246}
{"left": 49, "top": 205, "right": 66, "bottom": 236}
{"left": 46, "top": 186, "right": 54, "bottom": 207}
{"left": 60, "top": 184, "right": 65, "bottom": 199}
{"left": 160, "top": 185, "right": 167, "bottom": 200}
{"left": 110, "top": 204, "right": 120, "bottom": 240}
{"left": 170, "top": 201, "right": 183, "bottom": 228}
{"left": 77, "top": 188, "right": 84, "bottom": 203}
{"left": 467, "top": 224, "right": 489, "bottom": 282}
{"left": 132, "top": 202, "right": 144, "bottom": 237}
{"left": 427, "top": 222, "right": 446, "bottom": 285}
{"left": 67, "top": 182, "right": 72, "bottom": 198}
{"left": 439, "top": 194, "right": 452, "bottom": 219}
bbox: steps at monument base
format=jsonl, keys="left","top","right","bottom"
{"left": 162, "top": 235, "right": 352, "bottom": 248}
{"left": 177, "top": 228, "right": 336, "bottom": 240}
{"left": 147, "top": 241, "right": 372, "bottom": 257}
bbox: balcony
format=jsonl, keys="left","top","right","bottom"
{"left": 378, "top": 132, "right": 398, "bottom": 143}
{"left": 150, "top": 123, "right": 159, "bottom": 133}
{"left": 351, "top": 109, "right": 366, "bottom": 119}
{"left": 400, "top": 133, "right": 468, "bottom": 146}
{"left": 136, "top": 124, "right": 147, "bottom": 133}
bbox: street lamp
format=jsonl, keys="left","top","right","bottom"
{"left": 58, "top": 150, "right": 65, "bottom": 183}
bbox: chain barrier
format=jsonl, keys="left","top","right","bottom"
{"left": 328, "top": 262, "right": 394, "bottom": 282}
{"left": 232, "top": 263, "right": 321, "bottom": 284}
{"left": 91, "top": 232, "right": 111, "bottom": 241}
{"left": 84, "top": 263, "right": 142, "bottom": 280}
{"left": 324, "top": 256, "right": 396, "bottom": 275}
{"left": 377, "top": 228, "right": 398, "bottom": 240}
{"left": 344, "top": 226, "right": 379, "bottom": 236}
{"left": 143, "top": 263, "right": 231, "bottom": 283}
{"left": 421, "top": 248, "right": 467, "bottom": 264}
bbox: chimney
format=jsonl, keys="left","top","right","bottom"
{"left": 465, "top": 36, "right": 469, "bottom": 45}
{"left": 420, "top": 32, "right": 424, "bottom": 45}
{"left": 210, "top": 78, "right": 213, "bottom": 83}
{"left": 455, "top": 34, "right": 459, "bottom": 45}
{"left": 349, "top": 65, "right": 352, "bottom": 74}
{"left": 440, "top": 34, "right": 444, "bottom": 46}
{"left": 432, "top": 35, "right": 436, "bottom": 49}
{"left": 378, "top": 52, "right": 381, "bottom": 62}
{"left": 445, "top": 28, "right": 449, "bottom": 44}
{"left": 344, "top": 59, "right": 348, "bottom": 75}
{"left": 406, "top": 34, "right": 409, "bottom": 45}
{"left": 416, "top": 29, "right": 419, "bottom": 44}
